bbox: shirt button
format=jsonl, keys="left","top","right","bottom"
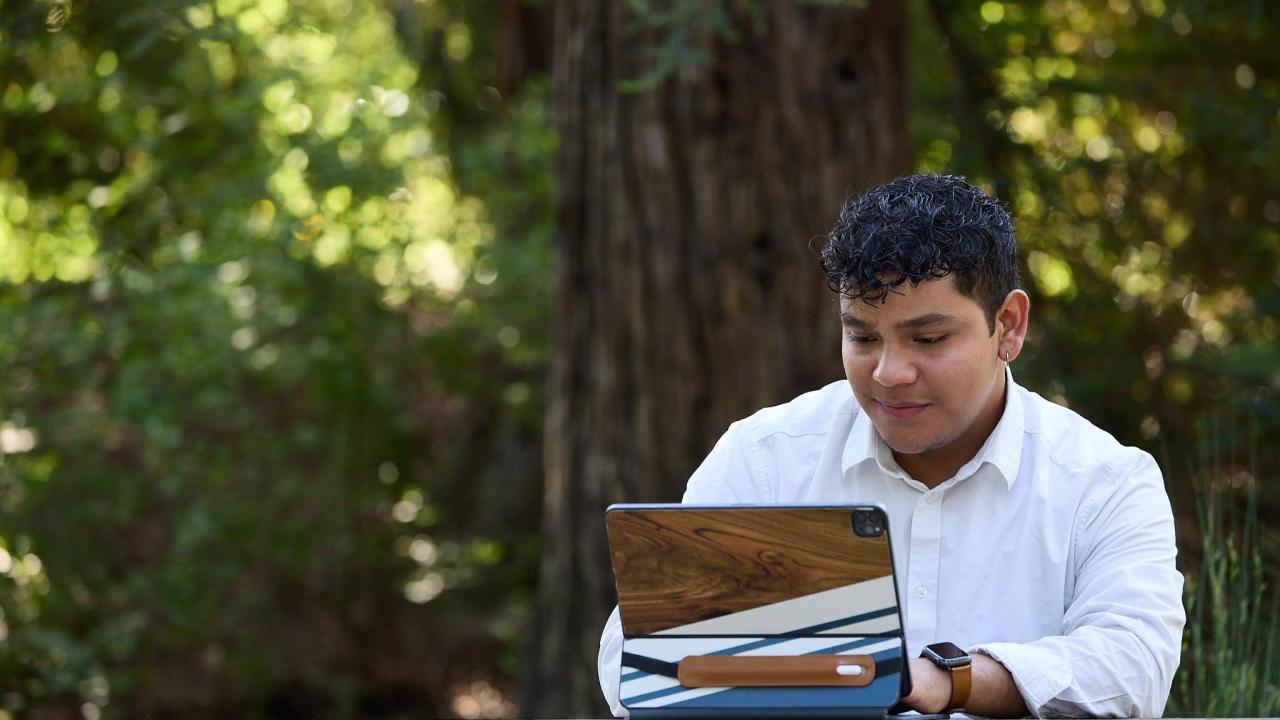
{"left": 926, "top": 493, "right": 940, "bottom": 505}
{"left": 914, "top": 585, "right": 928, "bottom": 599}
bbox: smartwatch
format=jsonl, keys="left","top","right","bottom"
{"left": 921, "top": 641, "right": 972, "bottom": 711}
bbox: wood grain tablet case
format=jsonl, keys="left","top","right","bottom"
{"left": 606, "top": 504, "right": 906, "bottom": 719}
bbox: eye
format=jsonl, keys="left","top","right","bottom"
{"left": 916, "top": 335, "right": 949, "bottom": 345}
{"left": 845, "top": 334, "right": 876, "bottom": 345}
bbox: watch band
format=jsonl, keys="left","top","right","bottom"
{"left": 946, "top": 660, "right": 971, "bottom": 711}
{"left": 922, "top": 642, "right": 972, "bottom": 712}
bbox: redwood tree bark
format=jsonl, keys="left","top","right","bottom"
{"left": 530, "top": 1, "right": 909, "bottom": 714}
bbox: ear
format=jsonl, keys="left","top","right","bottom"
{"left": 994, "top": 289, "right": 1030, "bottom": 362}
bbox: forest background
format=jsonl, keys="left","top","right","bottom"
{"left": 1, "top": 0, "right": 1278, "bottom": 718}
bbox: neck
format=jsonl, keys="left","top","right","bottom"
{"left": 895, "top": 371, "right": 1008, "bottom": 489}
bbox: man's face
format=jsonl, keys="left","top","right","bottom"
{"left": 840, "top": 276, "right": 1007, "bottom": 473}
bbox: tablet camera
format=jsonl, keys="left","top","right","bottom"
{"left": 851, "top": 509, "right": 885, "bottom": 538}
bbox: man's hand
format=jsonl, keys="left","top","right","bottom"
{"left": 902, "top": 653, "right": 1030, "bottom": 717}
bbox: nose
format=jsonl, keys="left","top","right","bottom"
{"left": 872, "top": 345, "right": 917, "bottom": 388}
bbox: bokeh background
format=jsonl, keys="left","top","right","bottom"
{"left": 0, "top": 0, "right": 1277, "bottom": 718}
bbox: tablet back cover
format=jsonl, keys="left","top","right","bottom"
{"left": 606, "top": 505, "right": 905, "bottom": 719}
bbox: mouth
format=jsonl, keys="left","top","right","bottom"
{"left": 876, "top": 400, "right": 929, "bottom": 419}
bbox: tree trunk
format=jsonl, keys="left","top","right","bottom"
{"left": 529, "top": 1, "right": 909, "bottom": 715}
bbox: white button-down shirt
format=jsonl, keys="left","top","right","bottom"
{"left": 598, "top": 372, "right": 1185, "bottom": 717}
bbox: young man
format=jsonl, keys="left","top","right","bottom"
{"left": 598, "top": 174, "right": 1185, "bottom": 717}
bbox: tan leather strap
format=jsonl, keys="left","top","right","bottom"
{"left": 947, "top": 660, "right": 972, "bottom": 711}
{"left": 677, "top": 654, "right": 876, "bottom": 688}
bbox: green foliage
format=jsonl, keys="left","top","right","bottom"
{"left": 0, "top": 0, "right": 550, "bottom": 716}
{"left": 1169, "top": 416, "right": 1280, "bottom": 716}
{"left": 617, "top": 0, "right": 868, "bottom": 92}
{"left": 617, "top": 0, "right": 751, "bottom": 92}
{"left": 1174, "top": 496, "right": 1280, "bottom": 716}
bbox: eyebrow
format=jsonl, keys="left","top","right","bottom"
{"left": 839, "top": 312, "right": 958, "bottom": 330}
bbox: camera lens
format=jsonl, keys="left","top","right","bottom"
{"left": 851, "top": 509, "right": 884, "bottom": 537}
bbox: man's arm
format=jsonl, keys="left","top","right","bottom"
{"left": 939, "top": 451, "right": 1183, "bottom": 717}
{"left": 908, "top": 450, "right": 1183, "bottom": 718}
{"left": 904, "top": 655, "right": 1027, "bottom": 717}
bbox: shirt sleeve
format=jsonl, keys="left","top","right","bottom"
{"left": 971, "top": 450, "right": 1186, "bottom": 718}
{"left": 681, "top": 418, "right": 772, "bottom": 503}
{"left": 598, "top": 606, "right": 627, "bottom": 717}
{"left": 597, "top": 421, "right": 770, "bottom": 716}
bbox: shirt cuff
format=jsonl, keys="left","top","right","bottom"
{"left": 969, "top": 642, "right": 1072, "bottom": 718}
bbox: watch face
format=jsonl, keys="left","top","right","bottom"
{"left": 926, "top": 642, "right": 967, "bottom": 661}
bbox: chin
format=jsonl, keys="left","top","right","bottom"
{"left": 881, "top": 433, "right": 948, "bottom": 457}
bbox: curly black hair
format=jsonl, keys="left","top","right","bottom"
{"left": 820, "top": 174, "right": 1020, "bottom": 333}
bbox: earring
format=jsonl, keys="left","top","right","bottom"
{"left": 1004, "top": 350, "right": 1011, "bottom": 363}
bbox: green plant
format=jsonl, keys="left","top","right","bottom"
{"left": 1169, "top": 416, "right": 1280, "bottom": 716}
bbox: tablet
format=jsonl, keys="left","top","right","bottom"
{"left": 605, "top": 504, "right": 908, "bottom": 719}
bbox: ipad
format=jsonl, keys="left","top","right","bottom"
{"left": 606, "top": 504, "right": 908, "bottom": 719}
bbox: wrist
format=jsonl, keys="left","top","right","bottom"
{"left": 906, "top": 657, "right": 954, "bottom": 714}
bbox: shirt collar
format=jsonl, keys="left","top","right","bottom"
{"left": 842, "top": 365, "right": 1025, "bottom": 489}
